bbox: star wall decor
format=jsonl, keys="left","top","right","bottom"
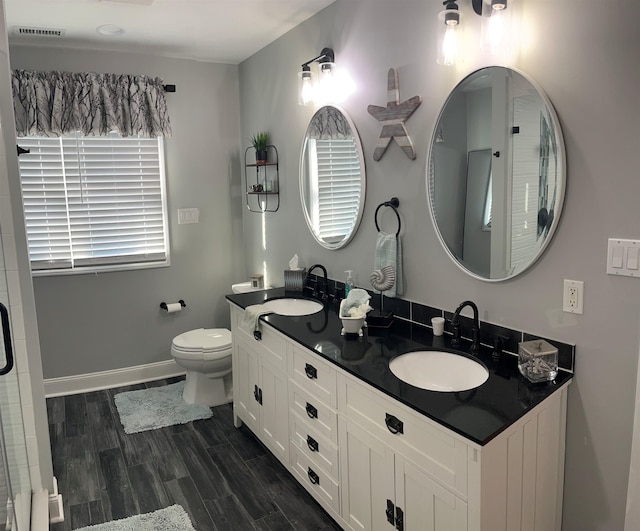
{"left": 367, "top": 68, "right": 422, "bottom": 161}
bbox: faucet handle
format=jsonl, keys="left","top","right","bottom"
{"left": 450, "top": 320, "right": 461, "bottom": 346}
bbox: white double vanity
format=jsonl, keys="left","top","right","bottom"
{"left": 228, "top": 295, "right": 571, "bottom": 531}
{"left": 230, "top": 62, "right": 571, "bottom": 531}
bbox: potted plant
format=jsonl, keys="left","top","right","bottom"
{"left": 250, "top": 132, "right": 269, "bottom": 164}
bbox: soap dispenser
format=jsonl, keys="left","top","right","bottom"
{"left": 345, "top": 270, "right": 354, "bottom": 297}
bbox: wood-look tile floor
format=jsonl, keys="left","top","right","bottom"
{"left": 47, "top": 377, "right": 342, "bottom": 531}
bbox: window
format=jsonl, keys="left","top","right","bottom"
{"left": 17, "top": 132, "right": 169, "bottom": 275}
{"left": 307, "top": 138, "right": 362, "bottom": 244}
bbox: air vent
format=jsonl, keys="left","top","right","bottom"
{"left": 14, "top": 26, "right": 66, "bottom": 38}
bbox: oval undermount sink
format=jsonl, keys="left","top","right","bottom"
{"left": 262, "top": 298, "right": 323, "bottom": 316}
{"left": 389, "top": 350, "right": 489, "bottom": 392}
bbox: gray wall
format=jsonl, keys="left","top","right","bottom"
{"left": 9, "top": 46, "right": 245, "bottom": 378}
{"left": 237, "top": 1, "right": 640, "bottom": 530}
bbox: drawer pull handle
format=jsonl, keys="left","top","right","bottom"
{"left": 306, "top": 402, "right": 318, "bottom": 419}
{"left": 253, "top": 330, "right": 262, "bottom": 341}
{"left": 308, "top": 467, "right": 320, "bottom": 485}
{"left": 386, "top": 499, "right": 395, "bottom": 525}
{"left": 253, "top": 385, "right": 262, "bottom": 405}
{"left": 304, "top": 363, "right": 317, "bottom": 379}
{"left": 307, "top": 435, "right": 319, "bottom": 452}
{"left": 385, "top": 413, "right": 404, "bottom": 435}
{"left": 395, "top": 506, "right": 404, "bottom": 531}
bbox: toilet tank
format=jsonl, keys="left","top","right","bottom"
{"left": 232, "top": 281, "right": 263, "bottom": 294}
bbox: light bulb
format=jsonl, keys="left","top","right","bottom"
{"left": 298, "top": 70, "right": 314, "bottom": 106}
{"left": 437, "top": 3, "right": 462, "bottom": 66}
{"left": 481, "top": 0, "right": 515, "bottom": 57}
{"left": 486, "top": 7, "right": 507, "bottom": 54}
{"left": 442, "top": 24, "right": 459, "bottom": 66}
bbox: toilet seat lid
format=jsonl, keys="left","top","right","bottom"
{"left": 172, "top": 328, "right": 231, "bottom": 352}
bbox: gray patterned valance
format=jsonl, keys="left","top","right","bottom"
{"left": 11, "top": 69, "right": 172, "bottom": 138}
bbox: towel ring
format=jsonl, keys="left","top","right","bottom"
{"left": 374, "top": 197, "right": 401, "bottom": 236}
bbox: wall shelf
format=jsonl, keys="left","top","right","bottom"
{"left": 244, "top": 145, "right": 279, "bottom": 213}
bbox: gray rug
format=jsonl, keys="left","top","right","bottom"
{"left": 114, "top": 381, "right": 212, "bottom": 434}
{"left": 74, "top": 505, "right": 196, "bottom": 530}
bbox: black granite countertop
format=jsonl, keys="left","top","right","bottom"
{"left": 226, "top": 288, "right": 572, "bottom": 446}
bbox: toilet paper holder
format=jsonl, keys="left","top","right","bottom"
{"left": 160, "top": 300, "right": 186, "bottom": 311}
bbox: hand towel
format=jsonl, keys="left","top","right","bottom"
{"left": 373, "top": 231, "right": 404, "bottom": 298}
{"left": 340, "top": 288, "right": 372, "bottom": 317}
{"left": 241, "top": 304, "right": 272, "bottom": 334}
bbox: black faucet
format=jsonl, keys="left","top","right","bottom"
{"left": 307, "top": 264, "right": 328, "bottom": 300}
{"left": 451, "top": 300, "right": 481, "bottom": 352}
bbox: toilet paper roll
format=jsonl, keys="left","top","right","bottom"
{"left": 165, "top": 302, "right": 183, "bottom": 313}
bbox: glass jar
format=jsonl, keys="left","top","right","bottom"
{"left": 518, "top": 339, "right": 558, "bottom": 383}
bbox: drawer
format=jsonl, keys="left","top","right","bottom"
{"left": 290, "top": 381, "right": 338, "bottom": 444}
{"left": 343, "top": 377, "right": 469, "bottom": 499}
{"left": 289, "top": 344, "right": 337, "bottom": 408}
{"left": 290, "top": 411, "right": 340, "bottom": 481}
{"left": 290, "top": 443, "right": 340, "bottom": 515}
{"left": 235, "top": 318, "right": 287, "bottom": 372}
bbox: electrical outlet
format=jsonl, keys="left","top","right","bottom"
{"left": 563, "top": 279, "right": 584, "bottom": 314}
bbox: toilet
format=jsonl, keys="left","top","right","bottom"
{"left": 171, "top": 328, "right": 233, "bottom": 407}
{"left": 170, "top": 281, "right": 264, "bottom": 406}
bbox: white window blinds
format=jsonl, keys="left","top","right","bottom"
{"left": 310, "top": 138, "right": 361, "bottom": 244}
{"left": 17, "top": 132, "right": 168, "bottom": 273}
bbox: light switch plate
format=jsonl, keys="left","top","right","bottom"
{"left": 178, "top": 208, "right": 200, "bottom": 225}
{"left": 607, "top": 238, "right": 640, "bottom": 277}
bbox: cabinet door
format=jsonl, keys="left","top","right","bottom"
{"left": 340, "top": 419, "right": 395, "bottom": 531}
{"left": 259, "top": 359, "right": 289, "bottom": 464}
{"left": 234, "top": 336, "right": 260, "bottom": 432}
{"left": 396, "top": 456, "right": 468, "bottom": 531}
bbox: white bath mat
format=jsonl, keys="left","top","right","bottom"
{"left": 114, "top": 381, "right": 212, "bottom": 434}
{"left": 73, "top": 504, "right": 196, "bottom": 531}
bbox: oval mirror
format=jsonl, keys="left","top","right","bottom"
{"left": 300, "top": 105, "right": 366, "bottom": 250}
{"left": 428, "top": 66, "right": 566, "bottom": 281}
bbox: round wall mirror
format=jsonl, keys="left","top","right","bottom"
{"left": 300, "top": 105, "right": 366, "bottom": 250}
{"left": 428, "top": 66, "right": 566, "bottom": 281}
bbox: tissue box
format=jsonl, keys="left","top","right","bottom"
{"left": 284, "top": 269, "right": 306, "bottom": 292}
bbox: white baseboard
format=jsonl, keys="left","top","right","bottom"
{"left": 48, "top": 476, "right": 63, "bottom": 524}
{"left": 44, "top": 360, "right": 185, "bottom": 397}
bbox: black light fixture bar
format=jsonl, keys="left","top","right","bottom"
{"left": 471, "top": 0, "right": 508, "bottom": 16}
{"left": 300, "top": 47, "right": 335, "bottom": 69}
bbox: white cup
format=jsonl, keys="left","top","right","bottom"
{"left": 431, "top": 317, "right": 445, "bottom": 336}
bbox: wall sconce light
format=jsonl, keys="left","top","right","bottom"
{"left": 437, "top": 0, "right": 515, "bottom": 66}
{"left": 298, "top": 47, "right": 335, "bottom": 106}
{"left": 436, "top": 1, "right": 462, "bottom": 66}
{"left": 479, "top": 0, "right": 512, "bottom": 55}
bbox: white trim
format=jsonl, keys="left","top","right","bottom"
{"left": 31, "top": 489, "right": 49, "bottom": 530}
{"left": 625, "top": 332, "right": 640, "bottom": 530}
{"left": 43, "top": 360, "right": 185, "bottom": 398}
{"left": 48, "top": 476, "right": 63, "bottom": 524}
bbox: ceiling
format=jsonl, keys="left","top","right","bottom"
{"left": 4, "top": 0, "right": 336, "bottom": 64}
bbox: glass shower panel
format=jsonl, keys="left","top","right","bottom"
{"left": 0, "top": 225, "right": 30, "bottom": 528}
